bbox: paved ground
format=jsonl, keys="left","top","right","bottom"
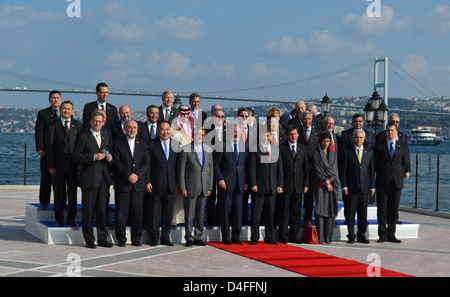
{"left": 0, "top": 186, "right": 449, "bottom": 279}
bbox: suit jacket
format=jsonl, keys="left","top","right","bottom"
{"left": 140, "top": 121, "right": 158, "bottom": 144}
{"left": 288, "top": 120, "right": 319, "bottom": 165}
{"left": 35, "top": 107, "right": 59, "bottom": 152}
{"left": 72, "top": 129, "right": 114, "bottom": 188}
{"left": 312, "top": 113, "right": 325, "bottom": 132}
{"left": 374, "top": 138, "right": 409, "bottom": 189}
{"left": 112, "top": 137, "right": 149, "bottom": 192}
{"left": 205, "top": 124, "right": 226, "bottom": 151}
{"left": 177, "top": 143, "right": 214, "bottom": 198}
{"left": 148, "top": 138, "right": 178, "bottom": 194}
{"left": 82, "top": 101, "right": 119, "bottom": 129}
{"left": 213, "top": 140, "right": 248, "bottom": 194}
{"left": 376, "top": 129, "right": 410, "bottom": 172}
{"left": 248, "top": 144, "right": 283, "bottom": 195}
{"left": 157, "top": 105, "right": 176, "bottom": 125}
{"left": 280, "top": 141, "right": 309, "bottom": 194}
{"left": 46, "top": 118, "right": 83, "bottom": 173}
{"left": 339, "top": 146, "right": 375, "bottom": 195}
{"left": 192, "top": 109, "right": 207, "bottom": 127}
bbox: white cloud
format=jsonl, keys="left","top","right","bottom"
{"left": 343, "top": 6, "right": 410, "bottom": 37}
{"left": 156, "top": 15, "right": 207, "bottom": 40}
{"left": 0, "top": 6, "right": 60, "bottom": 28}
{"left": 148, "top": 50, "right": 191, "bottom": 78}
{"left": 250, "top": 62, "right": 269, "bottom": 77}
{"left": 414, "top": 5, "right": 450, "bottom": 35}
{"left": 266, "top": 31, "right": 380, "bottom": 59}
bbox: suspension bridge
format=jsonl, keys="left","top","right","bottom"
{"left": 0, "top": 57, "right": 448, "bottom": 117}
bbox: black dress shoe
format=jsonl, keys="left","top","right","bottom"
{"left": 149, "top": 240, "right": 159, "bottom": 246}
{"left": 264, "top": 238, "right": 278, "bottom": 245}
{"left": 161, "top": 239, "right": 173, "bottom": 246}
{"left": 348, "top": 238, "right": 355, "bottom": 243}
{"left": 56, "top": 221, "right": 64, "bottom": 227}
{"left": 131, "top": 241, "right": 142, "bottom": 247}
{"left": 86, "top": 242, "right": 97, "bottom": 249}
{"left": 117, "top": 241, "right": 126, "bottom": 247}
{"left": 357, "top": 238, "right": 370, "bottom": 244}
{"left": 249, "top": 240, "right": 258, "bottom": 245}
{"left": 221, "top": 240, "right": 232, "bottom": 245}
{"left": 231, "top": 239, "right": 244, "bottom": 245}
{"left": 185, "top": 241, "right": 193, "bottom": 247}
{"left": 66, "top": 221, "right": 78, "bottom": 227}
{"left": 98, "top": 240, "right": 113, "bottom": 248}
{"left": 193, "top": 240, "right": 206, "bottom": 246}
{"left": 387, "top": 237, "right": 402, "bottom": 243}
{"left": 377, "top": 237, "right": 386, "bottom": 243}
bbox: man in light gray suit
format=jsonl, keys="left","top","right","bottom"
{"left": 178, "top": 128, "right": 214, "bottom": 246}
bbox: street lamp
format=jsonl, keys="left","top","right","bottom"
{"left": 173, "top": 95, "right": 182, "bottom": 110}
{"left": 320, "top": 93, "right": 331, "bottom": 116}
{"left": 364, "top": 90, "right": 389, "bottom": 134}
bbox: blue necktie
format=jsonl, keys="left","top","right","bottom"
{"left": 234, "top": 142, "right": 239, "bottom": 162}
{"left": 164, "top": 141, "right": 169, "bottom": 160}
{"left": 197, "top": 147, "right": 203, "bottom": 167}
{"left": 389, "top": 142, "right": 395, "bottom": 160}
{"left": 150, "top": 124, "right": 155, "bottom": 140}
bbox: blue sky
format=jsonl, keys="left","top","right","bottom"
{"left": 0, "top": 0, "right": 449, "bottom": 111}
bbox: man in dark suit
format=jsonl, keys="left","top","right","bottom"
{"left": 178, "top": 128, "right": 214, "bottom": 246}
{"left": 189, "top": 92, "right": 207, "bottom": 128}
{"left": 204, "top": 108, "right": 226, "bottom": 226}
{"left": 277, "top": 125, "right": 309, "bottom": 243}
{"left": 46, "top": 100, "right": 83, "bottom": 227}
{"left": 35, "top": 90, "right": 61, "bottom": 208}
{"left": 141, "top": 105, "right": 159, "bottom": 142}
{"left": 339, "top": 129, "right": 375, "bottom": 244}
{"left": 249, "top": 127, "right": 284, "bottom": 245}
{"left": 82, "top": 82, "right": 119, "bottom": 129}
{"left": 374, "top": 122, "right": 410, "bottom": 243}
{"left": 157, "top": 90, "right": 176, "bottom": 125}
{"left": 112, "top": 120, "right": 149, "bottom": 247}
{"left": 146, "top": 121, "right": 178, "bottom": 246}
{"left": 110, "top": 104, "right": 146, "bottom": 142}
{"left": 72, "top": 110, "right": 114, "bottom": 248}
{"left": 307, "top": 103, "right": 325, "bottom": 132}
{"left": 213, "top": 123, "right": 248, "bottom": 245}
{"left": 289, "top": 110, "right": 318, "bottom": 222}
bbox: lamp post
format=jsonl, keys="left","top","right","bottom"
{"left": 173, "top": 95, "right": 182, "bottom": 110}
{"left": 364, "top": 90, "right": 389, "bottom": 135}
{"left": 320, "top": 93, "right": 331, "bottom": 116}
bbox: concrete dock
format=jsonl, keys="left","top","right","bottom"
{"left": 0, "top": 185, "right": 449, "bottom": 278}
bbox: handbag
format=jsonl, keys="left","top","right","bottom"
{"left": 302, "top": 220, "right": 319, "bottom": 244}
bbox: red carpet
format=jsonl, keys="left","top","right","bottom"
{"left": 207, "top": 242, "right": 413, "bottom": 277}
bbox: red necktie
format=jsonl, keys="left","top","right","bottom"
{"left": 331, "top": 136, "right": 336, "bottom": 152}
{"left": 65, "top": 120, "right": 70, "bottom": 135}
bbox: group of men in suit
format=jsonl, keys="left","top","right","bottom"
{"left": 36, "top": 86, "right": 410, "bottom": 248}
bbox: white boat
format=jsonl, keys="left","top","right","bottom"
{"left": 406, "top": 130, "right": 442, "bottom": 146}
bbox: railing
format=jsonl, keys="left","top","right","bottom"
{"left": 403, "top": 154, "right": 449, "bottom": 213}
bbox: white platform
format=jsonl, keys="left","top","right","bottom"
{"left": 25, "top": 203, "right": 419, "bottom": 245}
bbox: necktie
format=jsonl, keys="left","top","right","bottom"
{"left": 242, "top": 126, "right": 247, "bottom": 142}
{"left": 305, "top": 128, "right": 309, "bottom": 143}
{"left": 217, "top": 128, "right": 222, "bottom": 142}
{"left": 197, "top": 147, "right": 203, "bottom": 167}
{"left": 101, "top": 104, "right": 105, "bottom": 111}
{"left": 165, "top": 109, "right": 170, "bottom": 122}
{"left": 164, "top": 141, "right": 169, "bottom": 160}
{"left": 234, "top": 142, "right": 239, "bottom": 162}
{"left": 292, "top": 145, "right": 296, "bottom": 159}
{"left": 53, "top": 109, "right": 59, "bottom": 120}
{"left": 357, "top": 148, "right": 362, "bottom": 164}
{"left": 150, "top": 124, "right": 155, "bottom": 140}
{"left": 65, "top": 120, "right": 70, "bottom": 135}
{"left": 266, "top": 146, "right": 271, "bottom": 163}
{"left": 272, "top": 134, "right": 278, "bottom": 148}
{"left": 96, "top": 133, "right": 101, "bottom": 148}
{"left": 331, "top": 135, "right": 336, "bottom": 152}
{"left": 389, "top": 142, "right": 395, "bottom": 160}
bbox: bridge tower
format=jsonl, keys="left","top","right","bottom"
{"left": 374, "top": 57, "right": 388, "bottom": 107}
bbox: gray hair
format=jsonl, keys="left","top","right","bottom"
{"left": 353, "top": 129, "right": 366, "bottom": 137}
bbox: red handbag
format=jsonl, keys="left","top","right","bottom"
{"left": 302, "top": 220, "right": 319, "bottom": 244}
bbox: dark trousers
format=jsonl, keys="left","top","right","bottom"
{"left": 347, "top": 192, "right": 368, "bottom": 240}
{"left": 250, "top": 193, "right": 276, "bottom": 242}
{"left": 115, "top": 189, "right": 144, "bottom": 243}
{"left": 377, "top": 179, "right": 402, "bottom": 239}
{"left": 81, "top": 179, "right": 110, "bottom": 244}
{"left": 52, "top": 170, "right": 78, "bottom": 224}
{"left": 184, "top": 194, "right": 207, "bottom": 242}
{"left": 218, "top": 185, "right": 242, "bottom": 242}
{"left": 206, "top": 180, "right": 220, "bottom": 226}
{"left": 39, "top": 156, "right": 52, "bottom": 207}
{"left": 278, "top": 192, "right": 302, "bottom": 242}
{"left": 147, "top": 191, "right": 174, "bottom": 242}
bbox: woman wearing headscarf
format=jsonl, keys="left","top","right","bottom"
{"left": 311, "top": 131, "right": 339, "bottom": 244}
{"left": 171, "top": 105, "right": 195, "bottom": 226}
